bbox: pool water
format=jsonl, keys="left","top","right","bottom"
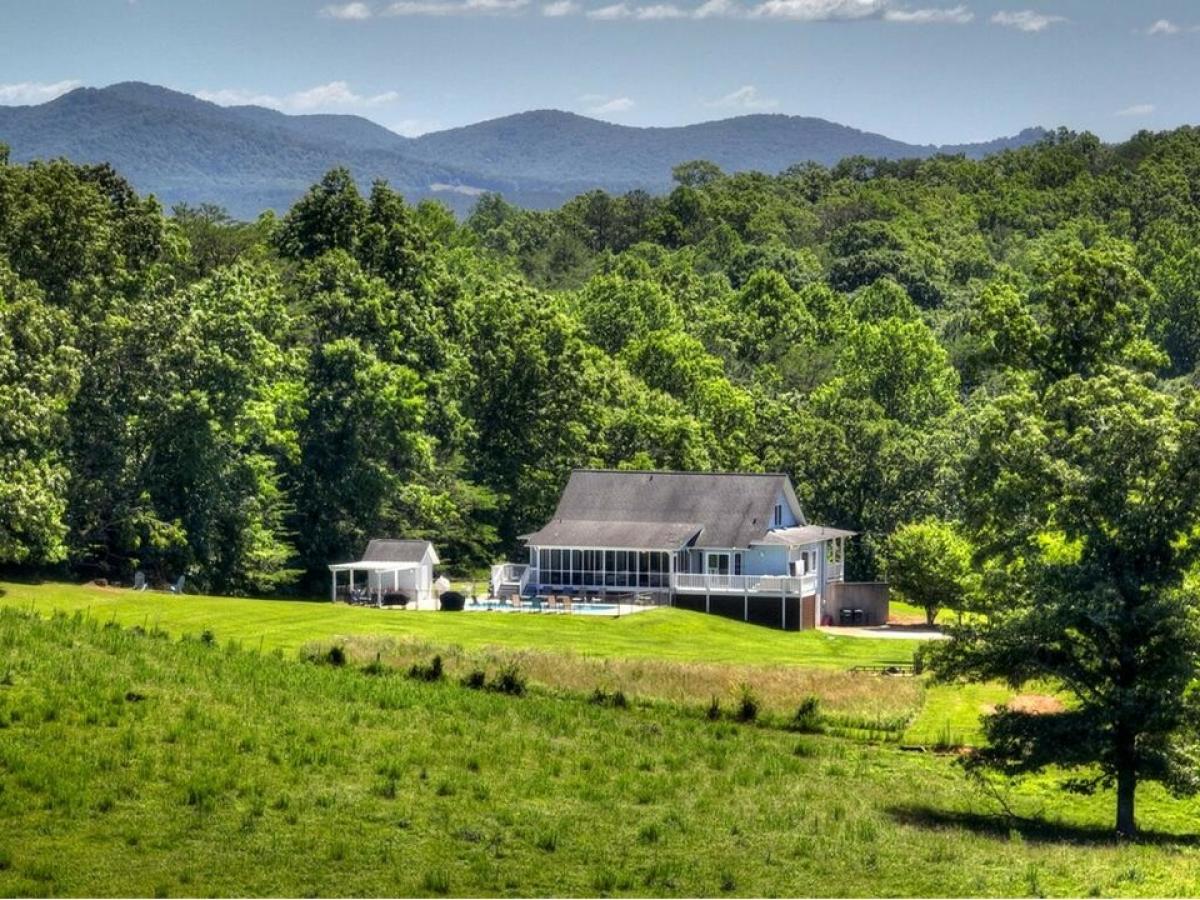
{"left": 464, "top": 601, "right": 621, "bottom": 615}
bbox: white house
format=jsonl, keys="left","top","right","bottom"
{"left": 328, "top": 539, "right": 440, "bottom": 609}
{"left": 492, "top": 470, "right": 877, "bottom": 629}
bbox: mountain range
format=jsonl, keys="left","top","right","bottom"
{"left": 0, "top": 82, "right": 1047, "bottom": 218}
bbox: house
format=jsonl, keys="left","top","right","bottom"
{"left": 493, "top": 469, "right": 883, "bottom": 629}
{"left": 328, "top": 539, "right": 440, "bottom": 609}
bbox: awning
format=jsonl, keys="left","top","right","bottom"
{"left": 520, "top": 519, "right": 703, "bottom": 551}
{"left": 751, "top": 525, "right": 857, "bottom": 547}
{"left": 327, "top": 561, "right": 422, "bottom": 572}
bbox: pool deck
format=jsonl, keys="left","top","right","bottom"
{"left": 463, "top": 601, "right": 657, "bottom": 617}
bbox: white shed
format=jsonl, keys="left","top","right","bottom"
{"left": 328, "top": 539, "right": 441, "bottom": 609}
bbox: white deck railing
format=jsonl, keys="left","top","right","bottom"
{"left": 490, "top": 562, "right": 529, "bottom": 597}
{"left": 672, "top": 573, "right": 818, "bottom": 596}
{"left": 826, "top": 561, "right": 845, "bottom": 583}
{"left": 498, "top": 567, "right": 826, "bottom": 597}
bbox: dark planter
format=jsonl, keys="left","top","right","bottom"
{"left": 440, "top": 591, "right": 466, "bottom": 611}
{"left": 381, "top": 591, "right": 410, "bottom": 607}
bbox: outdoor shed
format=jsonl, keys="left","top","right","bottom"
{"left": 328, "top": 539, "right": 440, "bottom": 609}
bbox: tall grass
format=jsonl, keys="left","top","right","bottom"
{"left": 1, "top": 608, "right": 1198, "bottom": 897}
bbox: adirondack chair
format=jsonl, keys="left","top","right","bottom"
{"left": 133, "top": 571, "right": 147, "bottom": 591}
{"left": 169, "top": 575, "right": 186, "bottom": 595}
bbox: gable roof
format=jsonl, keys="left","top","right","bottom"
{"left": 362, "top": 539, "right": 439, "bottom": 566}
{"left": 523, "top": 470, "right": 806, "bottom": 550}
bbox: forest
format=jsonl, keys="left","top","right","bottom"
{"left": 1, "top": 128, "right": 1199, "bottom": 597}
{"left": 5, "top": 126, "right": 1200, "bottom": 835}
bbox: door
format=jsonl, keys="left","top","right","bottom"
{"left": 705, "top": 552, "right": 731, "bottom": 588}
{"left": 801, "top": 595, "right": 817, "bottom": 630}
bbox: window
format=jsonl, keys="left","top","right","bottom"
{"left": 734, "top": 552, "right": 742, "bottom": 576}
{"left": 706, "top": 552, "right": 730, "bottom": 576}
{"left": 774, "top": 503, "right": 783, "bottom": 527}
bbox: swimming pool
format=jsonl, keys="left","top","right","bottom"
{"left": 464, "top": 601, "right": 621, "bottom": 615}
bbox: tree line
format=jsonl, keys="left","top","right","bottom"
{"left": 3, "top": 128, "right": 1200, "bottom": 834}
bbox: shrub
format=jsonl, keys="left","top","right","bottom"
{"left": 791, "top": 695, "right": 822, "bottom": 733}
{"left": 706, "top": 696, "right": 722, "bottom": 721}
{"left": 199, "top": 629, "right": 215, "bottom": 646}
{"left": 325, "top": 645, "right": 346, "bottom": 667}
{"left": 461, "top": 668, "right": 487, "bottom": 689}
{"left": 489, "top": 664, "right": 526, "bottom": 696}
{"left": 408, "top": 655, "right": 444, "bottom": 682}
{"left": 736, "top": 685, "right": 759, "bottom": 723}
{"left": 439, "top": 591, "right": 466, "bottom": 612}
{"left": 362, "top": 653, "right": 385, "bottom": 676}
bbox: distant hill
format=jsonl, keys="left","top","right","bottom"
{"left": 0, "top": 82, "right": 1046, "bottom": 218}
{"left": 405, "top": 109, "right": 1045, "bottom": 189}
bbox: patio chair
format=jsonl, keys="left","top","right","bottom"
{"left": 169, "top": 575, "right": 185, "bottom": 595}
{"left": 531, "top": 596, "right": 544, "bottom": 612}
{"left": 133, "top": 571, "right": 147, "bottom": 591}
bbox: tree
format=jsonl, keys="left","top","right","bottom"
{"left": 930, "top": 369, "right": 1200, "bottom": 837}
{"left": 883, "top": 520, "right": 976, "bottom": 626}
{"left": 0, "top": 269, "right": 80, "bottom": 564}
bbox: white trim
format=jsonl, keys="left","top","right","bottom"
{"left": 328, "top": 561, "right": 422, "bottom": 572}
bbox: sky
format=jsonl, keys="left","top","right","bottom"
{"left": 0, "top": 0, "right": 1197, "bottom": 143}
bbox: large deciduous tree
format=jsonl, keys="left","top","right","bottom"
{"left": 931, "top": 369, "right": 1200, "bottom": 836}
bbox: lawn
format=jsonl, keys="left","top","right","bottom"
{"left": 0, "top": 580, "right": 920, "bottom": 669}
{"left": 2, "top": 608, "right": 1199, "bottom": 897}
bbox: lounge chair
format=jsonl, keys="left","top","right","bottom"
{"left": 169, "top": 575, "right": 185, "bottom": 595}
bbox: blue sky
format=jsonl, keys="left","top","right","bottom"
{"left": 0, "top": 0, "right": 1197, "bottom": 142}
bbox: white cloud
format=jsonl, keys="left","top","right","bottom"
{"left": 693, "top": 0, "right": 740, "bottom": 15}
{"left": 637, "top": 3, "right": 687, "bottom": 17}
{"left": 587, "top": 2, "right": 632, "bottom": 17}
{"left": 1116, "top": 103, "right": 1155, "bottom": 118}
{"left": 584, "top": 95, "right": 635, "bottom": 114}
{"left": 321, "top": 2, "right": 373, "bottom": 18}
{"left": 385, "top": 0, "right": 527, "bottom": 13}
{"left": 705, "top": 84, "right": 779, "bottom": 110}
{"left": 197, "top": 81, "right": 399, "bottom": 112}
{"left": 751, "top": 0, "right": 886, "bottom": 21}
{"left": 883, "top": 4, "right": 971, "bottom": 24}
{"left": 542, "top": 0, "right": 580, "bottom": 13}
{"left": 0, "top": 79, "right": 82, "bottom": 105}
{"left": 1146, "top": 18, "right": 1179, "bottom": 35}
{"left": 990, "top": 10, "right": 1065, "bottom": 32}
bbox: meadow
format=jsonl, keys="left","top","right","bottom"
{"left": 3, "top": 606, "right": 1200, "bottom": 897}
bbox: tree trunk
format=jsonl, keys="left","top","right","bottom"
{"left": 1115, "top": 736, "right": 1137, "bottom": 838}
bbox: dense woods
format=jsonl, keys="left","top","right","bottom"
{"left": 4, "top": 126, "right": 1200, "bottom": 835}
{"left": 2, "top": 129, "right": 1200, "bottom": 593}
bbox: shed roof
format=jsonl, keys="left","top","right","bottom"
{"left": 525, "top": 470, "right": 806, "bottom": 550}
{"left": 361, "top": 539, "right": 439, "bottom": 566}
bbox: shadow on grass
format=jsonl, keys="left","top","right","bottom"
{"left": 886, "top": 803, "right": 1200, "bottom": 847}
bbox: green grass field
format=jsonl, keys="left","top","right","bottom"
{"left": 3, "top": 607, "right": 1200, "bottom": 897}
{"left": 0, "top": 580, "right": 920, "bottom": 668}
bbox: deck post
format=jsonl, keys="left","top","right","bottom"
{"left": 744, "top": 593, "right": 748, "bottom": 622}
{"left": 781, "top": 587, "right": 786, "bottom": 630}
{"left": 330, "top": 569, "right": 337, "bottom": 602}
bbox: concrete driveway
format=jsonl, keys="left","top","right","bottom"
{"left": 819, "top": 625, "right": 948, "bottom": 640}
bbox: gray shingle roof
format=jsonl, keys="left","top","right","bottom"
{"left": 525, "top": 470, "right": 806, "bottom": 550}
{"left": 520, "top": 518, "right": 704, "bottom": 550}
{"left": 361, "top": 539, "right": 438, "bottom": 565}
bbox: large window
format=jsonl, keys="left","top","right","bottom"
{"left": 706, "top": 552, "right": 730, "bottom": 576}
{"left": 533, "top": 548, "right": 670, "bottom": 589}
